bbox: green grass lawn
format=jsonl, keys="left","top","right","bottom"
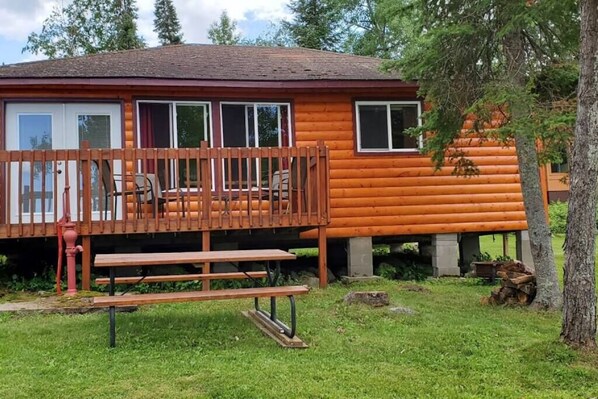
{"left": 1, "top": 280, "right": 597, "bottom": 398}
{"left": 1, "top": 236, "right": 597, "bottom": 398}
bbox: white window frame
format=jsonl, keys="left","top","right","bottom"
{"left": 219, "top": 102, "right": 293, "bottom": 148}
{"left": 355, "top": 100, "right": 423, "bottom": 153}
{"left": 220, "top": 102, "right": 293, "bottom": 191}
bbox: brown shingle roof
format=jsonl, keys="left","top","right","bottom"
{"left": 0, "top": 44, "right": 402, "bottom": 82}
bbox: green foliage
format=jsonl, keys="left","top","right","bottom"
{"left": 153, "top": 0, "right": 184, "bottom": 45}
{"left": 376, "top": 262, "right": 397, "bottom": 279}
{"left": 112, "top": 0, "right": 145, "bottom": 51}
{"left": 282, "top": 0, "right": 343, "bottom": 50}
{"left": 390, "top": 0, "right": 579, "bottom": 174}
{"left": 23, "top": 0, "right": 145, "bottom": 59}
{"left": 473, "top": 251, "right": 493, "bottom": 262}
{"left": 494, "top": 254, "right": 513, "bottom": 262}
{"left": 207, "top": 11, "right": 241, "bottom": 45}
{"left": 549, "top": 201, "right": 569, "bottom": 234}
{"left": 548, "top": 201, "right": 598, "bottom": 235}
{"left": 375, "top": 258, "right": 428, "bottom": 281}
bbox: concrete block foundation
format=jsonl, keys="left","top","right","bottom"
{"left": 516, "top": 230, "right": 534, "bottom": 269}
{"left": 432, "top": 233, "right": 460, "bottom": 277}
{"left": 347, "top": 237, "right": 374, "bottom": 277}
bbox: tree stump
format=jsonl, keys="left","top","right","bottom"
{"left": 343, "top": 291, "right": 389, "bottom": 307}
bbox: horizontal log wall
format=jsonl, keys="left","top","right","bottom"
{"left": 293, "top": 93, "right": 526, "bottom": 239}
{"left": 1, "top": 85, "right": 529, "bottom": 241}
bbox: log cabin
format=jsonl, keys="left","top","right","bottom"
{"left": 0, "top": 44, "right": 536, "bottom": 289}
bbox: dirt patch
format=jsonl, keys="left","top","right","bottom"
{"left": 0, "top": 292, "right": 136, "bottom": 315}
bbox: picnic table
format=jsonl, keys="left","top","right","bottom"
{"left": 92, "top": 249, "right": 309, "bottom": 347}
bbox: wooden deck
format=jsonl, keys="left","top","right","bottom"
{"left": 0, "top": 143, "right": 330, "bottom": 238}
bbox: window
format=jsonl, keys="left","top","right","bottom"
{"left": 355, "top": 101, "right": 421, "bottom": 152}
{"left": 137, "top": 101, "right": 211, "bottom": 188}
{"left": 221, "top": 102, "right": 291, "bottom": 188}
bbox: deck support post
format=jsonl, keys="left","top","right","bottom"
{"left": 82, "top": 236, "right": 91, "bottom": 290}
{"left": 318, "top": 226, "right": 327, "bottom": 288}
{"left": 202, "top": 231, "right": 211, "bottom": 291}
{"left": 515, "top": 230, "right": 534, "bottom": 268}
{"left": 432, "top": 234, "right": 460, "bottom": 277}
{"left": 347, "top": 237, "right": 373, "bottom": 277}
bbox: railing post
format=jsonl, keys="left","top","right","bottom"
{"left": 80, "top": 141, "right": 92, "bottom": 290}
{"left": 317, "top": 140, "right": 329, "bottom": 223}
{"left": 316, "top": 140, "right": 329, "bottom": 289}
{"left": 200, "top": 141, "right": 211, "bottom": 229}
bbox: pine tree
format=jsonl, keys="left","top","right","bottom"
{"left": 207, "top": 11, "right": 241, "bottom": 45}
{"left": 112, "top": 0, "right": 145, "bottom": 50}
{"left": 282, "top": 0, "right": 341, "bottom": 51}
{"left": 393, "top": 0, "right": 580, "bottom": 309}
{"left": 153, "top": 0, "right": 184, "bottom": 45}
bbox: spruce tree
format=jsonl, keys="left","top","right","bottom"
{"left": 282, "top": 0, "right": 341, "bottom": 51}
{"left": 394, "top": 0, "right": 579, "bottom": 309}
{"left": 112, "top": 0, "right": 145, "bottom": 50}
{"left": 153, "top": 0, "right": 184, "bottom": 45}
{"left": 207, "top": 11, "right": 241, "bottom": 45}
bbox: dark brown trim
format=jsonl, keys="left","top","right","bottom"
{"left": 0, "top": 99, "right": 4, "bottom": 223}
{"left": 211, "top": 101, "right": 221, "bottom": 148}
{"left": 120, "top": 99, "right": 127, "bottom": 148}
{"left": 0, "top": 78, "right": 419, "bottom": 90}
{"left": 351, "top": 96, "right": 427, "bottom": 158}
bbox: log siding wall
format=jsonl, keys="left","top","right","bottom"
{"left": 1, "top": 86, "right": 528, "bottom": 241}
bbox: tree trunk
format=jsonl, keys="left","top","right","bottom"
{"left": 561, "top": 0, "right": 598, "bottom": 349}
{"left": 502, "top": 7, "right": 562, "bottom": 309}
{"left": 514, "top": 133, "right": 562, "bottom": 309}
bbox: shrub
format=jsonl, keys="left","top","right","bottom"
{"left": 549, "top": 201, "right": 568, "bottom": 234}
{"left": 377, "top": 262, "right": 397, "bottom": 280}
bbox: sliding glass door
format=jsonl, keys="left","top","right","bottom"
{"left": 137, "top": 101, "right": 211, "bottom": 190}
{"left": 221, "top": 102, "right": 291, "bottom": 189}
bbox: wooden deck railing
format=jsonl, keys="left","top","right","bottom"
{"left": 0, "top": 142, "right": 330, "bottom": 238}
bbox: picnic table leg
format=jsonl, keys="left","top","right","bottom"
{"left": 253, "top": 260, "right": 297, "bottom": 337}
{"left": 109, "top": 267, "right": 116, "bottom": 348}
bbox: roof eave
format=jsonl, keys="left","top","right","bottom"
{"left": 0, "top": 77, "right": 417, "bottom": 89}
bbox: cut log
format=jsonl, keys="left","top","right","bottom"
{"left": 511, "top": 274, "right": 535, "bottom": 285}
{"left": 484, "top": 262, "right": 536, "bottom": 306}
{"left": 517, "top": 291, "right": 530, "bottom": 304}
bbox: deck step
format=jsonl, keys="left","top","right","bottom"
{"left": 93, "top": 285, "right": 309, "bottom": 307}
{"left": 95, "top": 271, "right": 268, "bottom": 285}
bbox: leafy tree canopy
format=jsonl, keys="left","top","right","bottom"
{"left": 207, "top": 11, "right": 241, "bottom": 45}
{"left": 23, "top": 0, "right": 145, "bottom": 59}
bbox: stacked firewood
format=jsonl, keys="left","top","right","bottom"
{"left": 485, "top": 261, "right": 536, "bottom": 305}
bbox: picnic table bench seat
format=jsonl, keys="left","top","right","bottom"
{"left": 93, "top": 285, "right": 309, "bottom": 307}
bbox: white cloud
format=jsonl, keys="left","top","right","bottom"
{"left": 139, "top": 0, "right": 290, "bottom": 44}
{"left": 0, "top": 0, "right": 290, "bottom": 46}
{"left": 0, "top": 0, "right": 59, "bottom": 41}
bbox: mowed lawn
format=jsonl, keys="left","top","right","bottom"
{"left": 0, "top": 236, "right": 597, "bottom": 398}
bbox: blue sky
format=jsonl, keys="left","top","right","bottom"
{"left": 0, "top": 0, "right": 289, "bottom": 65}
